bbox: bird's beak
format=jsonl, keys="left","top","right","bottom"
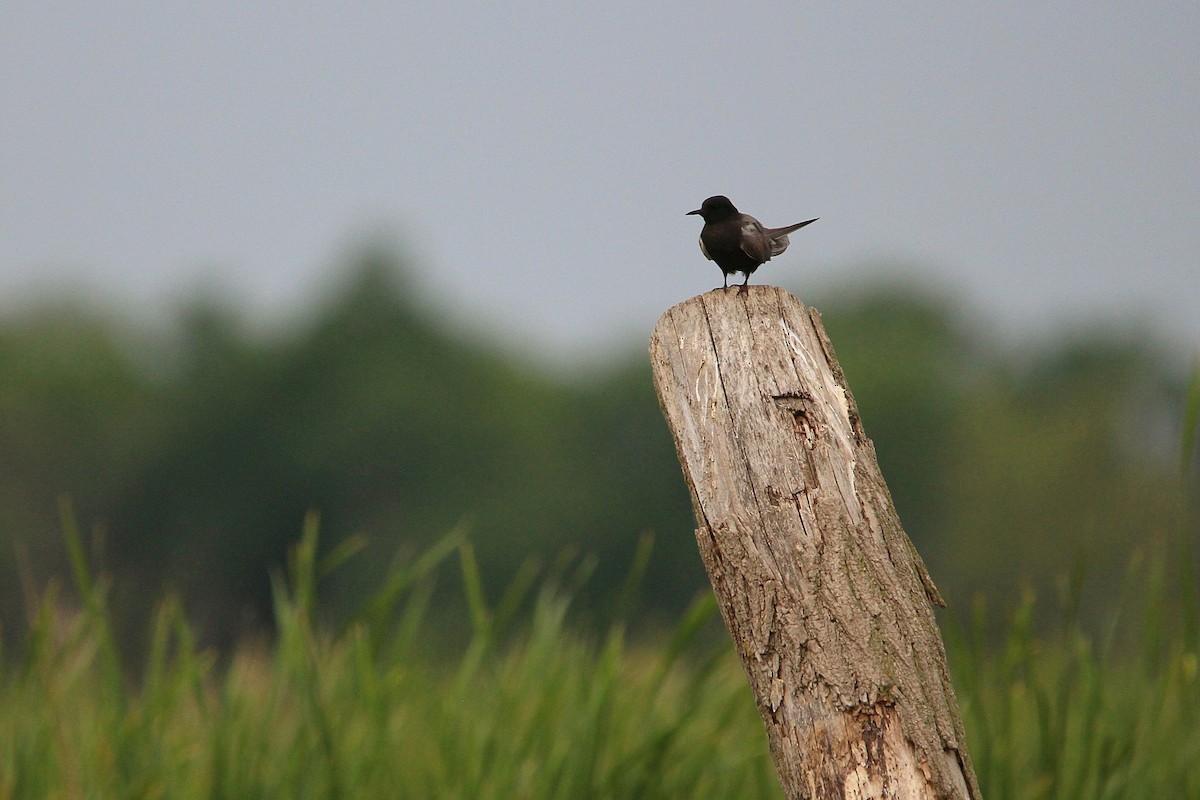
{"left": 686, "top": 209, "right": 701, "bottom": 216}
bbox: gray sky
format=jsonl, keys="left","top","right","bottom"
{"left": 3, "top": 3, "right": 1197, "bottom": 362}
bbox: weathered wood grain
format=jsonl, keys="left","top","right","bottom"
{"left": 650, "top": 286, "right": 980, "bottom": 800}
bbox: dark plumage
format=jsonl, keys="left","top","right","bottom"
{"left": 687, "top": 195, "right": 817, "bottom": 291}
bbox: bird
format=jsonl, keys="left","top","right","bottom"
{"left": 687, "top": 195, "right": 817, "bottom": 292}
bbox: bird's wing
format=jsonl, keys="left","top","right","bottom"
{"left": 768, "top": 234, "right": 791, "bottom": 258}
{"left": 739, "top": 218, "right": 775, "bottom": 263}
{"left": 698, "top": 235, "right": 712, "bottom": 260}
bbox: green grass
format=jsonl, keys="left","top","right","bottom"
{"left": 2, "top": 512, "right": 1198, "bottom": 799}
{"left": 948, "top": 566, "right": 1200, "bottom": 799}
{"left": 1, "top": 518, "right": 780, "bottom": 799}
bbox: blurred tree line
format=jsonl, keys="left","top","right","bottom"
{"left": 1, "top": 248, "right": 1194, "bottom": 650}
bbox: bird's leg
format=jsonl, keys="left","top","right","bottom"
{"left": 737, "top": 274, "right": 750, "bottom": 295}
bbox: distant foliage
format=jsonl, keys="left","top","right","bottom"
{"left": 818, "top": 288, "right": 1191, "bottom": 622}
{"left": 0, "top": 251, "right": 1192, "bottom": 649}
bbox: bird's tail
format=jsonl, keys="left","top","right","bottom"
{"left": 765, "top": 218, "right": 818, "bottom": 256}
{"left": 767, "top": 218, "right": 819, "bottom": 237}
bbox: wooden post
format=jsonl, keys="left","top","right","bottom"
{"left": 650, "top": 286, "right": 980, "bottom": 800}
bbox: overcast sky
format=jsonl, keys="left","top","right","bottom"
{"left": 3, "top": 3, "right": 1197, "bottom": 362}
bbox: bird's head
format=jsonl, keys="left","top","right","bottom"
{"left": 687, "top": 195, "right": 738, "bottom": 222}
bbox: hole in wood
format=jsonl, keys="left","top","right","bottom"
{"left": 773, "top": 391, "right": 821, "bottom": 489}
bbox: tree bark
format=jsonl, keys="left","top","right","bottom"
{"left": 649, "top": 286, "right": 980, "bottom": 800}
